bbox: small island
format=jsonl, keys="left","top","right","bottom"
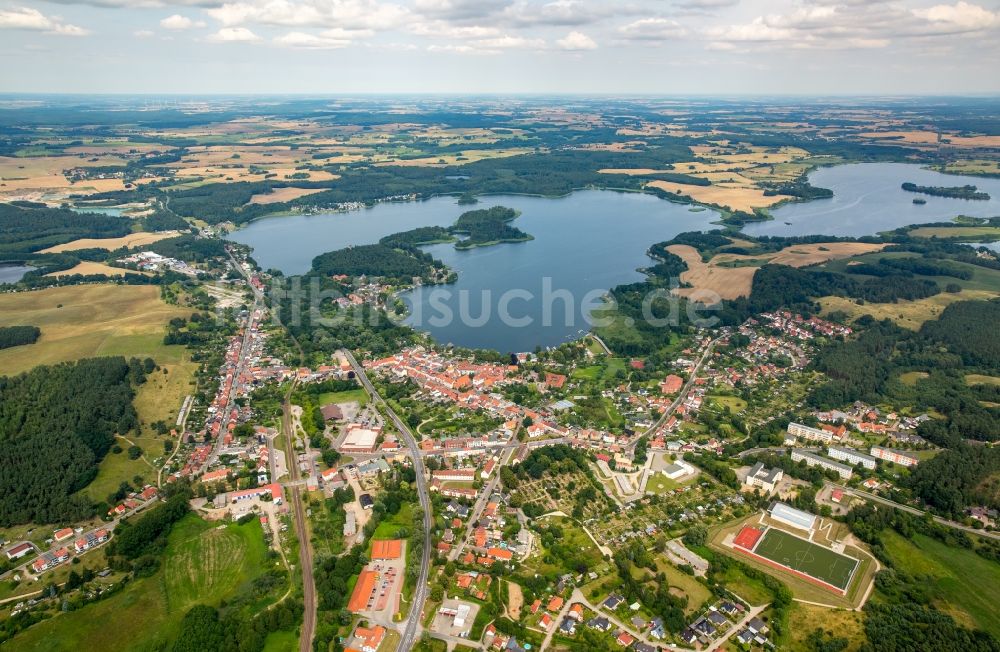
{"left": 451, "top": 205, "right": 532, "bottom": 250}
{"left": 902, "top": 182, "right": 990, "bottom": 200}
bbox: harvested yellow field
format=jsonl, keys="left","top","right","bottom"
{"left": 933, "top": 159, "right": 1000, "bottom": 176}
{"left": 646, "top": 179, "right": 786, "bottom": 212}
{"left": 0, "top": 284, "right": 189, "bottom": 375}
{"left": 858, "top": 130, "right": 940, "bottom": 144}
{"left": 268, "top": 168, "right": 339, "bottom": 182}
{"left": 248, "top": 187, "right": 326, "bottom": 205}
{"left": 40, "top": 231, "right": 181, "bottom": 253}
{"left": 946, "top": 135, "right": 1000, "bottom": 148}
{"left": 713, "top": 242, "right": 887, "bottom": 268}
{"left": 374, "top": 147, "right": 532, "bottom": 167}
{"left": 820, "top": 290, "right": 997, "bottom": 330}
{"left": 668, "top": 244, "right": 757, "bottom": 300}
{"left": 45, "top": 262, "right": 137, "bottom": 277}
{"left": 667, "top": 242, "right": 887, "bottom": 300}
{"left": 910, "top": 225, "right": 1000, "bottom": 239}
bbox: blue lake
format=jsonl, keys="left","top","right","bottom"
{"left": 227, "top": 190, "right": 720, "bottom": 351}
{"left": 744, "top": 163, "right": 1000, "bottom": 237}
{"left": 0, "top": 264, "right": 35, "bottom": 284}
{"left": 227, "top": 162, "right": 1000, "bottom": 351}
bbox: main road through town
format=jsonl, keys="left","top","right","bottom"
{"left": 342, "top": 349, "right": 432, "bottom": 652}
{"left": 628, "top": 335, "right": 723, "bottom": 451}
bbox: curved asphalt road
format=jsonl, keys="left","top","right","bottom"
{"left": 342, "top": 349, "right": 432, "bottom": 652}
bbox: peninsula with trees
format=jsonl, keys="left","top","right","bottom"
{"left": 902, "top": 182, "right": 991, "bottom": 200}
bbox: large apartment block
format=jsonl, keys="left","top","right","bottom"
{"left": 870, "top": 446, "right": 920, "bottom": 468}
{"left": 827, "top": 445, "right": 877, "bottom": 470}
{"left": 791, "top": 449, "right": 853, "bottom": 480}
{"left": 787, "top": 422, "right": 837, "bottom": 444}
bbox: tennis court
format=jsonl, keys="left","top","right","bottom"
{"left": 751, "top": 528, "right": 858, "bottom": 591}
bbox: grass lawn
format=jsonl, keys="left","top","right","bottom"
{"left": 79, "top": 358, "right": 196, "bottom": 502}
{"left": 655, "top": 557, "right": 713, "bottom": 614}
{"left": 318, "top": 388, "right": 368, "bottom": 407}
{"left": 80, "top": 440, "right": 157, "bottom": 503}
{"left": 9, "top": 514, "right": 272, "bottom": 652}
{"left": 261, "top": 630, "right": 299, "bottom": 652}
{"left": 786, "top": 603, "right": 866, "bottom": 652}
{"left": 882, "top": 530, "right": 1000, "bottom": 638}
{"left": 0, "top": 285, "right": 190, "bottom": 375}
{"left": 571, "top": 365, "right": 602, "bottom": 381}
{"left": 713, "top": 564, "right": 773, "bottom": 607}
{"left": 908, "top": 225, "right": 1000, "bottom": 239}
{"left": 372, "top": 503, "right": 414, "bottom": 540}
{"left": 708, "top": 394, "right": 747, "bottom": 413}
{"left": 820, "top": 290, "right": 998, "bottom": 330}
{"left": 645, "top": 476, "right": 681, "bottom": 495}
{"left": 899, "top": 371, "right": 930, "bottom": 386}
{"left": 133, "top": 359, "right": 198, "bottom": 436}
{"left": 966, "top": 374, "right": 1000, "bottom": 386}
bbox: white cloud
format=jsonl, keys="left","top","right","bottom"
{"left": 501, "top": 0, "right": 631, "bottom": 27}
{"left": 913, "top": 1, "right": 999, "bottom": 33}
{"left": 427, "top": 31, "right": 545, "bottom": 54}
{"left": 273, "top": 30, "right": 349, "bottom": 48}
{"left": 208, "top": 0, "right": 409, "bottom": 30}
{"left": 674, "top": 0, "right": 740, "bottom": 11}
{"left": 408, "top": 20, "right": 499, "bottom": 39}
{"left": 415, "top": 0, "right": 510, "bottom": 21}
{"left": 272, "top": 26, "right": 372, "bottom": 48}
{"left": 703, "top": 0, "right": 999, "bottom": 50}
{"left": 0, "top": 6, "right": 88, "bottom": 35}
{"left": 207, "top": 26, "right": 261, "bottom": 41}
{"left": 47, "top": 0, "right": 221, "bottom": 6}
{"left": 160, "top": 14, "right": 205, "bottom": 29}
{"left": 134, "top": 28, "right": 155, "bottom": 37}
{"left": 618, "top": 17, "right": 687, "bottom": 40}
{"left": 555, "top": 29, "right": 595, "bottom": 49}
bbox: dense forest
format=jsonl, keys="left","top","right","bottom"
{"left": 451, "top": 205, "right": 531, "bottom": 248}
{"left": 0, "top": 202, "right": 132, "bottom": 256}
{"left": 0, "top": 356, "right": 150, "bottom": 525}
{"left": 378, "top": 226, "right": 454, "bottom": 248}
{"left": 901, "top": 182, "right": 990, "bottom": 200}
{"left": 146, "top": 234, "right": 227, "bottom": 263}
{"left": 311, "top": 243, "right": 448, "bottom": 283}
{"left": 0, "top": 325, "right": 40, "bottom": 350}
{"left": 142, "top": 210, "right": 191, "bottom": 232}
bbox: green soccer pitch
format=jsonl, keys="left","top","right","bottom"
{"left": 752, "top": 528, "right": 859, "bottom": 591}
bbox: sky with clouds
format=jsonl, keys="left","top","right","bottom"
{"left": 0, "top": 0, "right": 998, "bottom": 94}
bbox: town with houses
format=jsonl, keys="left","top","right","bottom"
{"left": 1, "top": 243, "right": 996, "bottom": 652}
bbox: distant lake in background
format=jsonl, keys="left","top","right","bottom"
{"left": 227, "top": 190, "right": 720, "bottom": 351}
{"left": 227, "top": 162, "right": 1000, "bottom": 351}
{"left": 0, "top": 264, "right": 35, "bottom": 284}
{"left": 743, "top": 163, "right": 1000, "bottom": 237}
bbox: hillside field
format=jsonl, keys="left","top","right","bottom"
{"left": 8, "top": 515, "right": 275, "bottom": 651}
{"left": 0, "top": 284, "right": 190, "bottom": 375}
{"left": 882, "top": 530, "right": 1000, "bottom": 639}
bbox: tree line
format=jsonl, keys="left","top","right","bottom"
{"left": 0, "top": 325, "right": 40, "bottom": 350}
{"left": 0, "top": 356, "right": 150, "bottom": 526}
